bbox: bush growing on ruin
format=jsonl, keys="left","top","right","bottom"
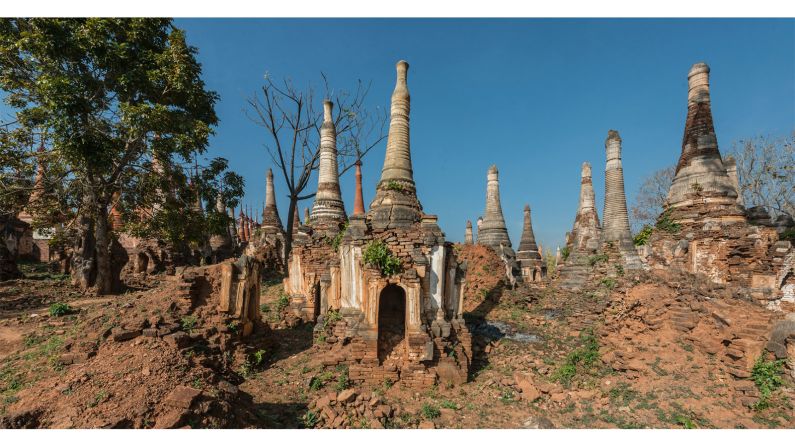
{"left": 751, "top": 355, "right": 786, "bottom": 410}
{"left": 655, "top": 210, "right": 681, "bottom": 234}
{"left": 362, "top": 240, "right": 402, "bottom": 276}
{"left": 420, "top": 403, "right": 441, "bottom": 420}
{"left": 633, "top": 224, "right": 654, "bottom": 246}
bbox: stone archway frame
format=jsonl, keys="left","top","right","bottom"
{"left": 370, "top": 280, "right": 423, "bottom": 336}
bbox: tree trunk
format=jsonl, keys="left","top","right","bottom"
{"left": 283, "top": 197, "right": 297, "bottom": 274}
{"left": 94, "top": 202, "right": 113, "bottom": 295}
{"left": 70, "top": 210, "right": 96, "bottom": 290}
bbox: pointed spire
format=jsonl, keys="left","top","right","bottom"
{"left": 238, "top": 207, "right": 245, "bottom": 241}
{"left": 517, "top": 205, "right": 541, "bottom": 260}
{"left": 602, "top": 130, "right": 632, "bottom": 243}
{"left": 666, "top": 62, "right": 742, "bottom": 219}
{"left": 353, "top": 160, "right": 365, "bottom": 216}
{"left": 566, "top": 162, "right": 602, "bottom": 254}
{"left": 262, "top": 168, "right": 284, "bottom": 232}
{"left": 311, "top": 100, "right": 346, "bottom": 225}
{"left": 18, "top": 144, "right": 46, "bottom": 224}
{"left": 304, "top": 207, "right": 310, "bottom": 224}
{"left": 478, "top": 165, "right": 512, "bottom": 250}
{"left": 368, "top": 60, "right": 423, "bottom": 226}
{"left": 379, "top": 60, "right": 414, "bottom": 185}
{"left": 464, "top": 220, "right": 474, "bottom": 244}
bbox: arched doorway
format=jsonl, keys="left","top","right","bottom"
{"left": 378, "top": 284, "right": 406, "bottom": 365}
{"left": 313, "top": 283, "right": 321, "bottom": 321}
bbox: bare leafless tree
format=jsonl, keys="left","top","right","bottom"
{"left": 247, "top": 73, "right": 387, "bottom": 262}
{"left": 630, "top": 165, "right": 675, "bottom": 232}
{"left": 729, "top": 132, "right": 795, "bottom": 219}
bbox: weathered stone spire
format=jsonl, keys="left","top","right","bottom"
{"left": 368, "top": 60, "right": 423, "bottom": 226}
{"left": 478, "top": 165, "right": 512, "bottom": 250}
{"left": 602, "top": 130, "right": 632, "bottom": 243}
{"left": 18, "top": 145, "right": 46, "bottom": 224}
{"left": 476, "top": 217, "right": 483, "bottom": 241}
{"left": 666, "top": 62, "right": 743, "bottom": 222}
{"left": 311, "top": 100, "right": 346, "bottom": 225}
{"left": 262, "top": 168, "right": 284, "bottom": 232}
{"left": 238, "top": 208, "right": 245, "bottom": 241}
{"left": 353, "top": 161, "right": 365, "bottom": 216}
{"left": 464, "top": 220, "right": 474, "bottom": 244}
{"left": 566, "top": 162, "right": 601, "bottom": 254}
{"left": 304, "top": 207, "right": 310, "bottom": 225}
{"left": 517, "top": 205, "right": 544, "bottom": 282}
{"left": 517, "top": 205, "right": 541, "bottom": 259}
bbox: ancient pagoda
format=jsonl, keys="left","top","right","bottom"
{"left": 516, "top": 205, "right": 545, "bottom": 282}
{"left": 478, "top": 165, "right": 512, "bottom": 250}
{"left": 285, "top": 60, "right": 471, "bottom": 388}
{"left": 310, "top": 100, "right": 347, "bottom": 226}
{"left": 557, "top": 162, "right": 603, "bottom": 290}
{"left": 643, "top": 63, "right": 793, "bottom": 307}
{"left": 602, "top": 130, "right": 642, "bottom": 269}
{"left": 665, "top": 62, "right": 745, "bottom": 225}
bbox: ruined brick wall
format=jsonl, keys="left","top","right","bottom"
{"left": 647, "top": 220, "right": 793, "bottom": 308}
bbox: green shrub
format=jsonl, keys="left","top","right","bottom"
{"left": 420, "top": 403, "right": 441, "bottom": 420}
{"left": 600, "top": 278, "right": 617, "bottom": 289}
{"left": 326, "top": 221, "right": 349, "bottom": 251}
{"left": 362, "top": 240, "right": 402, "bottom": 276}
{"left": 302, "top": 410, "right": 319, "bottom": 428}
{"left": 551, "top": 329, "right": 600, "bottom": 386}
{"left": 779, "top": 228, "right": 795, "bottom": 242}
{"left": 384, "top": 180, "right": 405, "bottom": 192}
{"left": 588, "top": 254, "right": 609, "bottom": 266}
{"left": 655, "top": 210, "right": 681, "bottom": 233}
{"left": 334, "top": 365, "right": 351, "bottom": 391}
{"left": 276, "top": 294, "right": 290, "bottom": 313}
{"left": 181, "top": 315, "right": 198, "bottom": 333}
{"left": 751, "top": 355, "right": 786, "bottom": 410}
{"left": 48, "top": 302, "right": 72, "bottom": 317}
{"left": 561, "top": 246, "right": 570, "bottom": 261}
{"left": 259, "top": 303, "right": 270, "bottom": 313}
{"left": 252, "top": 349, "right": 267, "bottom": 366}
{"left": 633, "top": 225, "right": 654, "bottom": 246}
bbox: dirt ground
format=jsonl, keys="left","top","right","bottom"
{"left": 0, "top": 248, "right": 793, "bottom": 429}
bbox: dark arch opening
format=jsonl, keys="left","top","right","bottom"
{"left": 378, "top": 284, "right": 406, "bottom": 365}
{"left": 313, "top": 283, "right": 321, "bottom": 321}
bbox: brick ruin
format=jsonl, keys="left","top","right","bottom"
{"left": 474, "top": 165, "right": 522, "bottom": 286}
{"left": 643, "top": 62, "right": 794, "bottom": 312}
{"left": 286, "top": 60, "right": 472, "bottom": 388}
{"left": 516, "top": 205, "right": 546, "bottom": 283}
{"left": 557, "top": 162, "right": 602, "bottom": 289}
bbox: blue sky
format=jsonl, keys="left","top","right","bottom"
{"left": 176, "top": 18, "right": 795, "bottom": 251}
{"left": 13, "top": 19, "right": 795, "bottom": 251}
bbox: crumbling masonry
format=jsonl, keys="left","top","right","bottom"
{"left": 286, "top": 60, "right": 471, "bottom": 388}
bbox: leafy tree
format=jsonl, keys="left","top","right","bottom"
{"left": 0, "top": 18, "right": 223, "bottom": 294}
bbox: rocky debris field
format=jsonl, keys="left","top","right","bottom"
{"left": 1, "top": 245, "right": 793, "bottom": 428}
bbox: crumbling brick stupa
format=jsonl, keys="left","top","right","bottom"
{"left": 516, "top": 205, "right": 546, "bottom": 282}
{"left": 477, "top": 165, "right": 521, "bottom": 286}
{"left": 645, "top": 62, "right": 794, "bottom": 311}
{"left": 557, "top": 162, "right": 602, "bottom": 290}
{"left": 286, "top": 60, "right": 471, "bottom": 388}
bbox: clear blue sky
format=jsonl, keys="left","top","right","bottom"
{"left": 176, "top": 18, "right": 795, "bottom": 251}
{"left": 26, "top": 19, "right": 795, "bottom": 251}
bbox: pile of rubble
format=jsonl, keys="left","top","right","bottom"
{"left": 308, "top": 388, "right": 396, "bottom": 429}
